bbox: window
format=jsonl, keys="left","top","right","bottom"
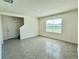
{"left": 46, "top": 18, "right": 63, "bottom": 33}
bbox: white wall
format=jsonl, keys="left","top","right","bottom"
{"left": 0, "top": 15, "right": 3, "bottom": 59}
{"left": 0, "top": 11, "right": 39, "bottom": 40}
{"left": 2, "top": 15, "right": 24, "bottom": 40}
{"left": 0, "top": 11, "right": 39, "bottom": 59}
{"left": 39, "top": 10, "right": 78, "bottom": 44}
{"left": 20, "top": 16, "right": 38, "bottom": 39}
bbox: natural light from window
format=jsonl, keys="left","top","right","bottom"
{"left": 46, "top": 18, "right": 63, "bottom": 33}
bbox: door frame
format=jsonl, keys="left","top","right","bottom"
{"left": 1, "top": 12, "right": 24, "bottom": 40}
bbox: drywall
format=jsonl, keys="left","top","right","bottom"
{"left": 20, "top": 16, "right": 38, "bottom": 39}
{"left": 2, "top": 15, "right": 24, "bottom": 40}
{"left": 0, "top": 11, "right": 24, "bottom": 18}
{"left": 39, "top": 10, "right": 78, "bottom": 44}
{"left": 0, "top": 15, "right": 3, "bottom": 45}
{"left": 0, "top": 15, "right": 3, "bottom": 59}
{"left": 0, "top": 11, "right": 39, "bottom": 40}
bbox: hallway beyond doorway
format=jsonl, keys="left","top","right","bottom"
{"left": 2, "top": 15, "right": 24, "bottom": 40}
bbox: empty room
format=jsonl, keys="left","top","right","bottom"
{"left": 0, "top": 0, "right": 78, "bottom": 59}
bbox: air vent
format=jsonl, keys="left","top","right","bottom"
{"left": 4, "top": 0, "right": 13, "bottom": 4}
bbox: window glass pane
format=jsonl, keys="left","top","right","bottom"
{"left": 53, "top": 18, "right": 62, "bottom": 33}
{"left": 46, "top": 18, "right": 62, "bottom": 33}
{"left": 53, "top": 18, "right": 62, "bottom": 25}
{"left": 46, "top": 20, "right": 53, "bottom": 32}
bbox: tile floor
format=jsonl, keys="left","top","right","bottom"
{"left": 2, "top": 36, "right": 78, "bottom": 59}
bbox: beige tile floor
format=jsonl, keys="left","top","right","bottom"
{"left": 2, "top": 36, "right": 78, "bottom": 59}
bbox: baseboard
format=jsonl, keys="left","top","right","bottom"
{"left": 20, "top": 35, "right": 77, "bottom": 45}
{"left": 21, "top": 35, "right": 39, "bottom": 40}
{"left": 39, "top": 35, "right": 78, "bottom": 45}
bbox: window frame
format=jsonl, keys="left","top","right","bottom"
{"left": 45, "top": 18, "right": 63, "bottom": 34}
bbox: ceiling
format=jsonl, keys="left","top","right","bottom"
{"left": 0, "top": 0, "right": 78, "bottom": 17}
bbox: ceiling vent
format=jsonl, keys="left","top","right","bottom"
{"left": 3, "top": 0, "right": 13, "bottom": 4}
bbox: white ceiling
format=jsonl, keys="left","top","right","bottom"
{"left": 0, "top": 0, "right": 78, "bottom": 17}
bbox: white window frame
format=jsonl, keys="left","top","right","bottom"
{"left": 46, "top": 18, "right": 63, "bottom": 33}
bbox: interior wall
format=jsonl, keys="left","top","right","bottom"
{"left": 0, "top": 15, "right": 3, "bottom": 59}
{"left": 2, "top": 15, "right": 24, "bottom": 40}
{"left": 20, "top": 16, "right": 39, "bottom": 39}
{"left": 39, "top": 10, "right": 78, "bottom": 44}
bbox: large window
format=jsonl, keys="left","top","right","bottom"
{"left": 46, "top": 18, "right": 63, "bottom": 33}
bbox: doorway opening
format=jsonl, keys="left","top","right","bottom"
{"left": 1, "top": 15, "right": 24, "bottom": 40}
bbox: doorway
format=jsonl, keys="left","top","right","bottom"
{"left": 1, "top": 15, "right": 24, "bottom": 40}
